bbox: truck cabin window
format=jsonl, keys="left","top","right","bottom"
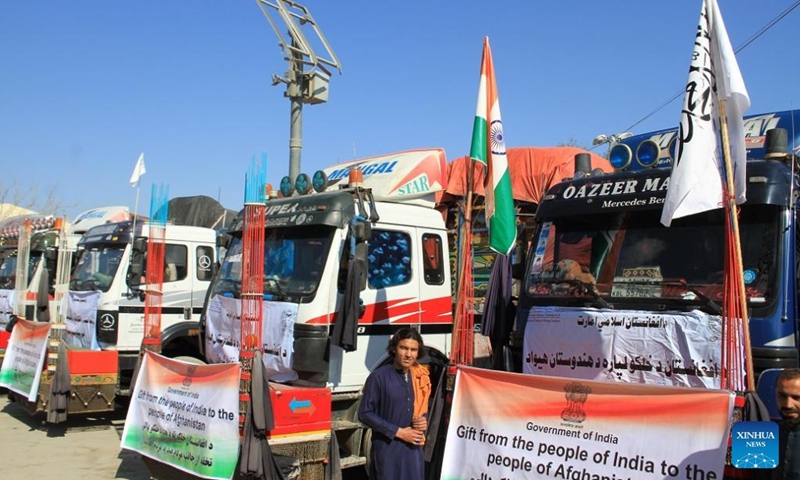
{"left": 0, "top": 252, "right": 40, "bottom": 290}
{"left": 0, "top": 253, "right": 16, "bottom": 289}
{"left": 368, "top": 230, "right": 412, "bottom": 289}
{"left": 211, "top": 225, "right": 335, "bottom": 302}
{"left": 525, "top": 205, "right": 779, "bottom": 310}
{"left": 70, "top": 245, "right": 125, "bottom": 292}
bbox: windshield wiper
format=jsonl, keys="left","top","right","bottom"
{"left": 662, "top": 281, "right": 722, "bottom": 315}
{"left": 550, "top": 279, "right": 613, "bottom": 309}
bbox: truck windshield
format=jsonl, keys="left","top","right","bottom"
{"left": 70, "top": 245, "right": 125, "bottom": 292}
{"left": 212, "top": 225, "right": 335, "bottom": 301}
{"left": 0, "top": 252, "right": 41, "bottom": 290}
{"left": 525, "top": 204, "right": 780, "bottom": 311}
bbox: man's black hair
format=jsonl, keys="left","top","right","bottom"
{"left": 776, "top": 368, "right": 800, "bottom": 385}
{"left": 387, "top": 327, "right": 426, "bottom": 360}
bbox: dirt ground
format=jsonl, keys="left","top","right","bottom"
{"left": 0, "top": 392, "right": 151, "bottom": 480}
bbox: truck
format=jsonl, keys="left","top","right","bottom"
{"left": 0, "top": 207, "right": 131, "bottom": 323}
{"left": 199, "top": 149, "right": 456, "bottom": 477}
{"left": 198, "top": 147, "right": 612, "bottom": 478}
{"left": 0, "top": 207, "right": 132, "bottom": 369}
{"left": 0, "top": 214, "right": 64, "bottom": 371}
{"left": 8, "top": 197, "right": 230, "bottom": 418}
{"left": 514, "top": 110, "right": 800, "bottom": 408}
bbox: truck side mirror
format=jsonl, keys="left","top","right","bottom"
{"left": 133, "top": 237, "right": 148, "bottom": 253}
{"left": 127, "top": 237, "right": 148, "bottom": 289}
{"left": 353, "top": 222, "right": 371, "bottom": 243}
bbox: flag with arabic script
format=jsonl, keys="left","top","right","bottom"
{"left": 661, "top": 0, "right": 750, "bottom": 226}
{"left": 470, "top": 37, "right": 516, "bottom": 254}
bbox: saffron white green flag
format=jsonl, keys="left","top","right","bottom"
{"left": 129, "top": 152, "right": 146, "bottom": 187}
{"left": 470, "top": 37, "right": 516, "bottom": 255}
{"left": 661, "top": 0, "right": 750, "bottom": 227}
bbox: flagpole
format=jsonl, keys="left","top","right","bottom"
{"left": 458, "top": 159, "right": 476, "bottom": 294}
{"left": 452, "top": 157, "right": 476, "bottom": 365}
{"left": 718, "top": 99, "right": 755, "bottom": 391}
{"left": 131, "top": 182, "right": 141, "bottom": 242}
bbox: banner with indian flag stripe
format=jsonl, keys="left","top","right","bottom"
{"left": 470, "top": 37, "right": 516, "bottom": 255}
{"left": 121, "top": 351, "right": 241, "bottom": 480}
{"left": 441, "top": 366, "right": 733, "bottom": 480}
{"left": 0, "top": 317, "right": 50, "bottom": 401}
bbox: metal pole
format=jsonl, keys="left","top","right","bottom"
{"left": 288, "top": 45, "right": 304, "bottom": 182}
{"left": 289, "top": 96, "right": 303, "bottom": 182}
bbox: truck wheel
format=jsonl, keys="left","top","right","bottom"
{"left": 172, "top": 355, "right": 206, "bottom": 365}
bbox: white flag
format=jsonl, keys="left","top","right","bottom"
{"left": 129, "top": 153, "right": 146, "bottom": 187}
{"left": 661, "top": 0, "right": 750, "bottom": 227}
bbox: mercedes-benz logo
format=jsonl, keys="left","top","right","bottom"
{"left": 100, "top": 313, "right": 115, "bottom": 330}
{"left": 198, "top": 255, "right": 212, "bottom": 270}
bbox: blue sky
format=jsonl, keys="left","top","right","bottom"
{"left": 2, "top": 1, "right": 798, "bottom": 219}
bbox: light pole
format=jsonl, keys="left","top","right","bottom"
{"left": 255, "top": 0, "right": 342, "bottom": 184}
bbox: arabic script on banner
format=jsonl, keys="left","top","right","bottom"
{"left": 523, "top": 306, "right": 721, "bottom": 388}
{"left": 204, "top": 294, "right": 298, "bottom": 382}
{"left": 64, "top": 290, "right": 101, "bottom": 350}
{"left": 0, "top": 288, "right": 15, "bottom": 330}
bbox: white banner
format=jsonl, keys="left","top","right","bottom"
{"left": 205, "top": 294, "right": 298, "bottom": 382}
{"left": 65, "top": 290, "right": 101, "bottom": 350}
{"left": 121, "top": 351, "right": 240, "bottom": 480}
{"left": 523, "top": 307, "right": 721, "bottom": 388}
{"left": 0, "top": 289, "right": 14, "bottom": 331}
{"left": 441, "top": 367, "right": 733, "bottom": 480}
{"left": 0, "top": 318, "right": 50, "bottom": 401}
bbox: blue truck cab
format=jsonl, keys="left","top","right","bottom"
{"left": 515, "top": 110, "right": 800, "bottom": 417}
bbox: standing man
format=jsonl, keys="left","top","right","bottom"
{"left": 772, "top": 368, "right": 800, "bottom": 479}
{"left": 359, "top": 328, "right": 430, "bottom": 480}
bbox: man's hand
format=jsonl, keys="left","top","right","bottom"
{"left": 412, "top": 415, "right": 427, "bottom": 432}
{"left": 397, "top": 426, "right": 425, "bottom": 445}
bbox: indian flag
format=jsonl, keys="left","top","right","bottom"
{"left": 470, "top": 37, "right": 516, "bottom": 255}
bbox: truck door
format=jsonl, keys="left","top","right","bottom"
{"left": 335, "top": 226, "right": 419, "bottom": 389}
{"left": 160, "top": 243, "right": 193, "bottom": 331}
{"left": 416, "top": 229, "right": 451, "bottom": 353}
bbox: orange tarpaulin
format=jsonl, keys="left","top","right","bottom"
{"left": 444, "top": 146, "right": 613, "bottom": 205}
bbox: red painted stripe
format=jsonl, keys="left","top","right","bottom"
{"left": 307, "top": 296, "right": 452, "bottom": 325}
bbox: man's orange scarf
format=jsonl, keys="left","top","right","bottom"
{"left": 409, "top": 363, "right": 431, "bottom": 444}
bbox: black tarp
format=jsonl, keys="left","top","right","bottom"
{"left": 480, "top": 254, "right": 515, "bottom": 370}
{"left": 167, "top": 195, "right": 237, "bottom": 230}
{"left": 240, "top": 351, "right": 288, "bottom": 480}
{"left": 47, "top": 340, "right": 71, "bottom": 424}
{"left": 331, "top": 258, "right": 360, "bottom": 352}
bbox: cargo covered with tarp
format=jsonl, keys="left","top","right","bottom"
{"left": 443, "top": 146, "right": 613, "bottom": 206}
{"left": 168, "top": 195, "right": 237, "bottom": 230}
